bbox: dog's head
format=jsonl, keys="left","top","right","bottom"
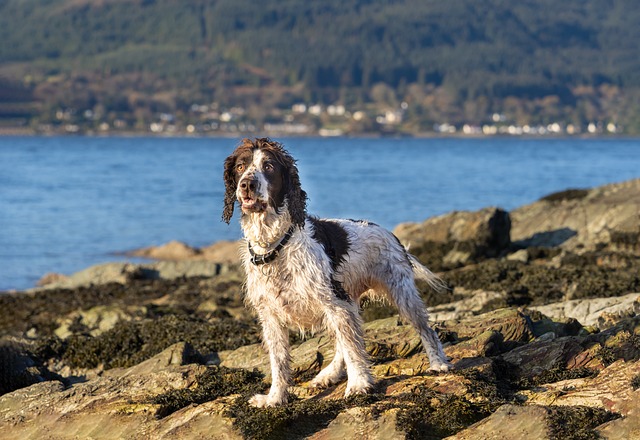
{"left": 222, "top": 138, "right": 307, "bottom": 227}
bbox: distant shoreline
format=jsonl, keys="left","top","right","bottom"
{"left": 0, "top": 128, "right": 636, "bottom": 140}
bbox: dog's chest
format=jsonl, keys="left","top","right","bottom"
{"left": 246, "top": 263, "right": 326, "bottom": 327}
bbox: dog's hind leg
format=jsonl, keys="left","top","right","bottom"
{"left": 310, "top": 339, "right": 345, "bottom": 389}
{"left": 386, "top": 274, "right": 452, "bottom": 372}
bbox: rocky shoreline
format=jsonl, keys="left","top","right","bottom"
{"left": 1, "top": 178, "right": 639, "bottom": 439}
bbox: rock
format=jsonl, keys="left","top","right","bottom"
{"left": 511, "top": 178, "right": 640, "bottom": 252}
{"left": 200, "top": 240, "right": 242, "bottom": 265}
{"left": 447, "top": 403, "right": 618, "bottom": 440}
{"left": 0, "top": 344, "right": 210, "bottom": 439}
{"left": 151, "top": 260, "right": 231, "bottom": 280}
{"left": 446, "top": 308, "right": 536, "bottom": 350}
{"left": 36, "top": 272, "right": 69, "bottom": 287}
{"left": 0, "top": 340, "right": 52, "bottom": 396}
{"left": 38, "top": 262, "right": 144, "bottom": 290}
{"left": 34, "top": 260, "right": 232, "bottom": 290}
{"left": 54, "top": 304, "right": 145, "bottom": 339}
{"left": 428, "top": 288, "right": 507, "bottom": 322}
{"left": 530, "top": 293, "right": 640, "bottom": 329}
{"left": 394, "top": 207, "right": 511, "bottom": 269}
{"left": 506, "top": 248, "right": 529, "bottom": 263}
{"left": 596, "top": 394, "right": 640, "bottom": 440}
{"left": 446, "top": 404, "right": 552, "bottom": 439}
{"left": 127, "top": 240, "right": 241, "bottom": 265}
{"left": 501, "top": 336, "right": 591, "bottom": 379}
{"left": 522, "top": 359, "right": 640, "bottom": 412}
{"left": 128, "top": 240, "right": 202, "bottom": 260}
{"left": 116, "top": 342, "right": 197, "bottom": 377}
{"left": 1, "top": 310, "right": 635, "bottom": 439}
{"left": 309, "top": 407, "right": 405, "bottom": 439}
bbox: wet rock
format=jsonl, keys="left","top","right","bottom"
{"left": 36, "top": 272, "right": 69, "bottom": 287}
{"left": 596, "top": 394, "right": 640, "bottom": 440}
{"left": 0, "top": 340, "right": 52, "bottom": 396}
{"left": 428, "top": 288, "right": 507, "bottom": 321}
{"left": 40, "top": 262, "right": 145, "bottom": 289}
{"left": 447, "top": 404, "right": 552, "bottom": 439}
{"left": 118, "top": 341, "right": 197, "bottom": 377}
{"left": 0, "top": 309, "right": 634, "bottom": 439}
{"left": 448, "top": 404, "right": 618, "bottom": 440}
{"left": 127, "top": 239, "right": 241, "bottom": 265}
{"left": 0, "top": 345, "right": 209, "bottom": 439}
{"left": 127, "top": 240, "right": 202, "bottom": 260}
{"left": 442, "top": 257, "right": 640, "bottom": 307}
{"left": 54, "top": 304, "right": 146, "bottom": 339}
{"left": 531, "top": 292, "right": 640, "bottom": 329}
{"left": 35, "top": 261, "right": 233, "bottom": 291}
{"left": 309, "top": 407, "right": 405, "bottom": 439}
{"left": 501, "top": 337, "right": 590, "bottom": 380}
{"left": 511, "top": 178, "right": 640, "bottom": 252}
{"left": 522, "top": 359, "right": 640, "bottom": 413}
{"left": 446, "top": 308, "right": 535, "bottom": 351}
{"left": 394, "top": 207, "right": 511, "bottom": 269}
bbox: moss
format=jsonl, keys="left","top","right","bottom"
{"left": 518, "top": 367, "right": 599, "bottom": 389}
{"left": 60, "top": 314, "right": 260, "bottom": 369}
{"left": 228, "top": 395, "right": 346, "bottom": 440}
{"left": 540, "top": 188, "right": 589, "bottom": 203}
{"left": 631, "top": 374, "right": 640, "bottom": 390}
{"left": 366, "top": 341, "right": 398, "bottom": 364}
{"left": 596, "top": 332, "right": 640, "bottom": 367}
{"left": 456, "top": 358, "right": 518, "bottom": 403}
{"left": 395, "top": 389, "right": 494, "bottom": 440}
{"left": 442, "top": 258, "right": 640, "bottom": 306}
{"left": 547, "top": 406, "right": 620, "bottom": 440}
{"left": 0, "top": 278, "right": 199, "bottom": 336}
{"left": 150, "top": 366, "right": 265, "bottom": 418}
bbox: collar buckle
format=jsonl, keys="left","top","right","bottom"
{"left": 248, "top": 226, "right": 295, "bottom": 266}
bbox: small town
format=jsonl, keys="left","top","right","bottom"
{"left": 28, "top": 101, "right": 621, "bottom": 137}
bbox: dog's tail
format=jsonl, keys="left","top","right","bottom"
{"left": 408, "top": 254, "right": 449, "bottom": 293}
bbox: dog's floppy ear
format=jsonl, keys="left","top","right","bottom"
{"left": 222, "top": 150, "right": 239, "bottom": 224}
{"left": 284, "top": 159, "right": 308, "bottom": 228}
{"left": 269, "top": 141, "right": 307, "bottom": 228}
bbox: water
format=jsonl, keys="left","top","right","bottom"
{"left": 1, "top": 136, "right": 638, "bottom": 291}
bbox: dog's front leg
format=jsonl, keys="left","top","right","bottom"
{"left": 250, "top": 312, "right": 291, "bottom": 408}
{"left": 323, "top": 300, "right": 373, "bottom": 397}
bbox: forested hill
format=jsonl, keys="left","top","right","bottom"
{"left": 1, "top": 0, "right": 639, "bottom": 135}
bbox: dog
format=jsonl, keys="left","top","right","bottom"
{"left": 222, "top": 138, "right": 452, "bottom": 407}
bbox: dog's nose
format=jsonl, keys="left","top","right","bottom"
{"left": 239, "top": 178, "right": 258, "bottom": 193}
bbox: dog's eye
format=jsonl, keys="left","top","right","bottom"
{"left": 236, "top": 164, "right": 245, "bottom": 173}
{"left": 264, "top": 162, "right": 274, "bottom": 172}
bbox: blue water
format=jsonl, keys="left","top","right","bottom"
{"left": 1, "top": 136, "right": 638, "bottom": 291}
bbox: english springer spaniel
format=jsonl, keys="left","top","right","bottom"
{"left": 223, "top": 138, "right": 452, "bottom": 407}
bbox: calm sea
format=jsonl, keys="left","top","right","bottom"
{"left": 1, "top": 136, "right": 638, "bottom": 291}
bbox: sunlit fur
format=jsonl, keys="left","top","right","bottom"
{"left": 223, "top": 138, "right": 452, "bottom": 408}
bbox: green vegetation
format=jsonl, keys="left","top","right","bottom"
{"left": 1, "top": 0, "right": 639, "bottom": 134}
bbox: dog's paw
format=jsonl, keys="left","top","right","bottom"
{"left": 429, "top": 359, "right": 453, "bottom": 372}
{"left": 344, "top": 377, "right": 373, "bottom": 398}
{"left": 248, "top": 393, "right": 287, "bottom": 408}
{"left": 310, "top": 371, "right": 345, "bottom": 389}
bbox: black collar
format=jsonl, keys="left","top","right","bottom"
{"left": 248, "top": 226, "right": 295, "bottom": 266}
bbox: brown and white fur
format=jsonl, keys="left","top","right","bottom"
{"left": 223, "top": 138, "right": 452, "bottom": 407}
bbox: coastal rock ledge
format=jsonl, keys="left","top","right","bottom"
{"left": 1, "top": 178, "right": 639, "bottom": 439}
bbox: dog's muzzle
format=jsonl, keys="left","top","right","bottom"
{"left": 239, "top": 177, "right": 267, "bottom": 213}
